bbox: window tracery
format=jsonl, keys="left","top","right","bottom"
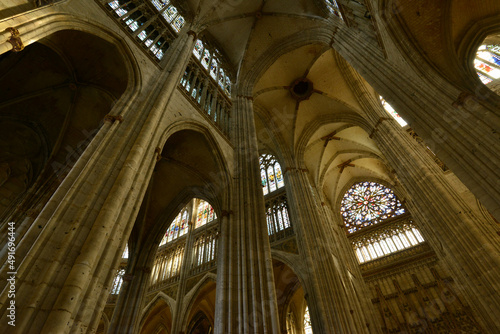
{"left": 260, "top": 154, "right": 285, "bottom": 196}
{"left": 191, "top": 38, "right": 232, "bottom": 96}
{"left": 191, "top": 229, "right": 219, "bottom": 273}
{"left": 104, "top": 0, "right": 184, "bottom": 62}
{"left": 195, "top": 200, "right": 217, "bottom": 229}
{"left": 111, "top": 268, "right": 126, "bottom": 294}
{"left": 340, "top": 181, "right": 405, "bottom": 233}
{"left": 475, "top": 44, "right": 500, "bottom": 84}
{"left": 160, "top": 209, "right": 189, "bottom": 245}
{"left": 351, "top": 220, "right": 424, "bottom": 263}
{"left": 304, "top": 306, "right": 313, "bottom": 334}
{"left": 325, "top": 0, "right": 343, "bottom": 20}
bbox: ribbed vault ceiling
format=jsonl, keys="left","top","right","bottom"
{"left": 253, "top": 44, "right": 395, "bottom": 206}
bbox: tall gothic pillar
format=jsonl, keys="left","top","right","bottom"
{"left": 0, "top": 30, "right": 196, "bottom": 334}
{"left": 342, "top": 66, "right": 500, "bottom": 332}
{"left": 214, "top": 95, "right": 280, "bottom": 333}
{"left": 333, "top": 25, "right": 500, "bottom": 222}
{"left": 284, "top": 168, "right": 381, "bottom": 333}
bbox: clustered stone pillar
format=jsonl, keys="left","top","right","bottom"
{"left": 0, "top": 28, "right": 196, "bottom": 334}
{"left": 333, "top": 24, "right": 500, "bottom": 222}
{"left": 214, "top": 95, "right": 280, "bottom": 333}
{"left": 343, "top": 66, "right": 500, "bottom": 332}
{"left": 284, "top": 168, "right": 381, "bottom": 333}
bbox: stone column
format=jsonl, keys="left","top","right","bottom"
{"left": 333, "top": 25, "right": 500, "bottom": 222}
{"left": 342, "top": 65, "right": 500, "bottom": 331}
{"left": 0, "top": 31, "right": 196, "bottom": 334}
{"left": 214, "top": 95, "right": 279, "bottom": 333}
{"left": 170, "top": 201, "right": 197, "bottom": 334}
{"left": 283, "top": 168, "right": 381, "bottom": 334}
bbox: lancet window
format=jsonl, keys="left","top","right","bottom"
{"left": 122, "top": 244, "right": 129, "bottom": 259}
{"left": 325, "top": 0, "right": 343, "bottom": 20}
{"left": 111, "top": 268, "right": 126, "bottom": 294}
{"left": 159, "top": 209, "right": 189, "bottom": 245}
{"left": 350, "top": 221, "right": 425, "bottom": 263}
{"left": 475, "top": 44, "right": 500, "bottom": 85}
{"left": 260, "top": 154, "right": 285, "bottom": 196}
{"left": 178, "top": 38, "right": 233, "bottom": 137}
{"left": 103, "top": 0, "right": 183, "bottom": 62}
{"left": 150, "top": 245, "right": 184, "bottom": 286}
{"left": 259, "top": 154, "right": 293, "bottom": 241}
{"left": 379, "top": 96, "right": 407, "bottom": 127}
{"left": 195, "top": 200, "right": 217, "bottom": 229}
{"left": 191, "top": 228, "right": 219, "bottom": 274}
{"left": 304, "top": 306, "right": 313, "bottom": 334}
{"left": 149, "top": 198, "right": 219, "bottom": 290}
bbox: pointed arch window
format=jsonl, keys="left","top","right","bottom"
{"left": 195, "top": 200, "right": 217, "bottom": 229}
{"left": 340, "top": 182, "right": 405, "bottom": 234}
{"left": 111, "top": 268, "right": 126, "bottom": 294}
{"left": 122, "top": 244, "right": 129, "bottom": 259}
{"left": 304, "top": 306, "right": 313, "bottom": 334}
{"left": 475, "top": 44, "right": 500, "bottom": 84}
{"left": 259, "top": 154, "right": 285, "bottom": 196}
{"left": 160, "top": 209, "right": 189, "bottom": 246}
{"left": 379, "top": 96, "right": 407, "bottom": 127}
{"left": 190, "top": 39, "right": 232, "bottom": 97}
{"left": 325, "top": 0, "right": 343, "bottom": 20}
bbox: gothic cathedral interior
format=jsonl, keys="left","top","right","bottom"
{"left": 0, "top": 0, "right": 499, "bottom": 333}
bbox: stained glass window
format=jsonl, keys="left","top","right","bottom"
{"left": 210, "top": 58, "right": 218, "bottom": 79}
{"left": 265, "top": 196, "right": 292, "bottom": 238}
{"left": 352, "top": 223, "right": 425, "bottom": 263}
{"left": 259, "top": 154, "right": 285, "bottom": 196}
{"left": 122, "top": 244, "right": 129, "bottom": 259}
{"left": 150, "top": 0, "right": 169, "bottom": 11}
{"left": 172, "top": 16, "right": 185, "bottom": 32}
{"left": 111, "top": 268, "right": 125, "bottom": 294}
{"left": 304, "top": 306, "right": 313, "bottom": 334}
{"left": 380, "top": 96, "right": 407, "bottom": 127}
{"left": 475, "top": 44, "right": 500, "bottom": 85}
{"left": 150, "top": 245, "right": 184, "bottom": 285}
{"left": 195, "top": 200, "right": 217, "bottom": 229}
{"left": 163, "top": 5, "right": 177, "bottom": 22}
{"left": 201, "top": 49, "right": 211, "bottom": 69}
{"left": 191, "top": 232, "right": 218, "bottom": 269}
{"left": 193, "top": 39, "right": 204, "bottom": 59}
{"left": 325, "top": 0, "right": 343, "bottom": 20}
{"left": 340, "top": 182, "right": 405, "bottom": 233}
{"left": 160, "top": 209, "right": 189, "bottom": 245}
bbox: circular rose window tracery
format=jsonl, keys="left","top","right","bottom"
{"left": 340, "top": 182, "right": 405, "bottom": 233}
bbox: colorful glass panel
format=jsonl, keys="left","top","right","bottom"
{"left": 340, "top": 181, "right": 405, "bottom": 233}
{"left": 259, "top": 154, "right": 285, "bottom": 195}
{"left": 150, "top": 0, "right": 169, "bottom": 11}
{"left": 304, "top": 306, "right": 313, "bottom": 334}
{"left": 380, "top": 96, "right": 407, "bottom": 127}
{"left": 325, "top": 0, "right": 343, "bottom": 20}
{"left": 275, "top": 164, "right": 284, "bottom": 188}
{"left": 261, "top": 169, "right": 268, "bottom": 195}
{"left": 193, "top": 39, "right": 203, "bottom": 59}
{"left": 172, "top": 16, "right": 185, "bottom": 32}
{"left": 201, "top": 49, "right": 210, "bottom": 69}
{"left": 163, "top": 5, "right": 177, "bottom": 22}
{"left": 210, "top": 58, "right": 218, "bottom": 79}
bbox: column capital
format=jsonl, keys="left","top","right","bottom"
{"left": 187, "top": 30, "right": 197, "bottom": 39}
{"left": 236, "top": 95, "right": 253, "bottom": 101}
